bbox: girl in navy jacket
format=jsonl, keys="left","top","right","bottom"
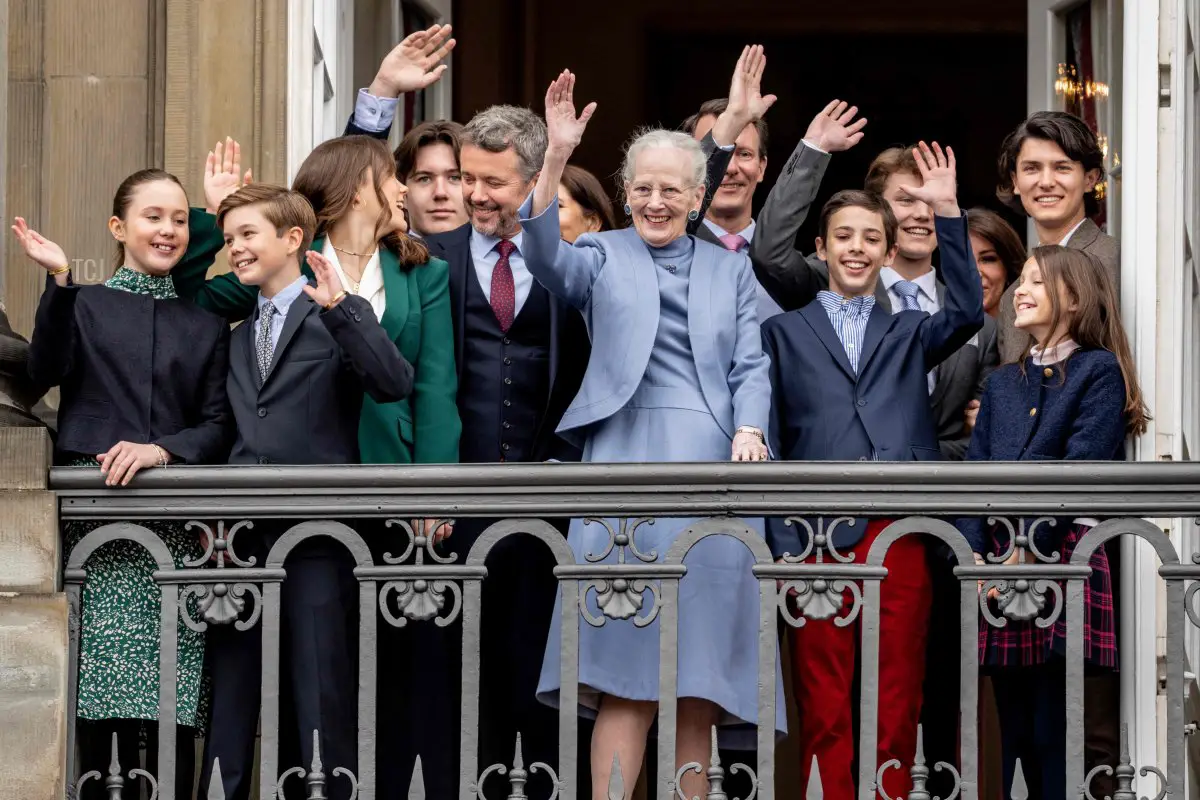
{"left": 960, "top": 244, "right": 1148, "bottom": 799}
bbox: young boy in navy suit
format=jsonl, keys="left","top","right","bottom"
{"left": 201, "top": 184, "right": 414, "bottom": 800}
{"left": 761, "top": 142, "right": 983, "bottom": 799}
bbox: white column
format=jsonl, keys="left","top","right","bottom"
{"left": 286, "top": 0, "right": 315, "bottom": 185}
{"left": 1119, "top": 0, "right": 1163, "bottom": 779}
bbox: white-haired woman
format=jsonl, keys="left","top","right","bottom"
{"left": 523, "top": 49, "right": 783, "bottom": 798}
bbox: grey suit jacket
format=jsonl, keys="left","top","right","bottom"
{"left": 749, "top": 140, "right": 892, "bottom": 311}
{"left": 750, "top": 137, "right": 997, "bottom": 459}
{"left": 932, "top": 285, "right": 1000, "bottom": 460}
{"left": 996, "top": 218, "right": 1119, "bottom": 362}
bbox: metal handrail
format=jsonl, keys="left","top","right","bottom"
{"left": 49, "top": 460, "right": 1200, "bottom": 519}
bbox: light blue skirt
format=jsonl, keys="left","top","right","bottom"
{"left": 536, "top": 385, "right": 786, "bottom": 749}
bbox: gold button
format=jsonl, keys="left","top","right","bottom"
{"left": 1043, "top": 367, "right": 1054, "bottom": 378}
{"left": 1029, "top": 407, "right": 1038, "bottom": 417}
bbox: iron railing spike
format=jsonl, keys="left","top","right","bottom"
{"left": 907, "top": 723, "right": 930, "bottom": 800}
{"left": 306, "top": 729, "right": 327, "bottom": 800}
{"left": 805, "top": 755, "right": 824, "bottom": 800}
{"left": 206, "top": 759, "right": 227, "bottom": 800}
{"left": 508, "top": 731, "right": 529, "bottom": 799}
{"left": 1112, "top": 724, "right": 1137, "bottom": 800}
{"left": 407, "top": 755, "right": 426, "bottom": 800}
{"left": 104, "top": 732, "right": 124, "bottom": 800}
{"left": 1010, "top": 758, "right": 1029, "bottom": 800}
{"left": 706, "top": 724, "right": 727, "bottom": 799}
{"left": 607, "top": 753, "right": 624, "bottom": 800}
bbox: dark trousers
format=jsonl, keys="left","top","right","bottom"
{"left": 992, "top": 665, "right": 1066, "bottom": 800}
{"left": 921, "top": 551, "right": 963, "bottom": 798}
{"left": 374, "top": 519, "right": 582, "bottom": 798}
{"left": 200, "top": 534, "right": 359, "bottom": 800}
{"left": 77, "top": 719, "right": 195, "bottom": 800}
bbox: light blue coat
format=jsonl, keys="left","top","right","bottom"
{"left": 518, "top": 195, "right": 772, "bottom": 449}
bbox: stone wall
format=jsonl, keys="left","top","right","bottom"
{"left": 0, "top": 428, "right": 65, "bottom": 800}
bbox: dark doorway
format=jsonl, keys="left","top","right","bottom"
{"left": 646, "top": 30, "right": 1029, "bottom": 250}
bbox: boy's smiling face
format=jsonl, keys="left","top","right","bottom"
{"left": 817, "top": 205, "right": 899, "bottom": 298}
{"left": 222, "top": 204, "right": 303, "bottom": 287}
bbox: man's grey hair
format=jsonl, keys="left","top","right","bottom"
{"left": 462, "top": 105, "right": 548, "bottom": 182}
{"left": 620, "top": 129, "right": 707, "bottom": 190}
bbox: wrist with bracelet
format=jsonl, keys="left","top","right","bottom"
{"left": 324, "top": 290, "right": 348, "bottom": 310}
{"left": 151, "top": 444, "right": 170, "bottom": 467}
{"left": 48, "top": 264, "right": 70, "bottom": 276}
{"left": 735, "top": 425, "right": 765, "bottom": 443}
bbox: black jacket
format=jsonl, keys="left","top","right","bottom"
{"left": 227, "top": 290, "right": 414, "bottom": 465}
{"left": 29, "top": 275, "right": 232, "bottom": 464}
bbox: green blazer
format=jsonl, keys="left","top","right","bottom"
{"left": 171, "top": 209, "right": 461, "bottom": 464}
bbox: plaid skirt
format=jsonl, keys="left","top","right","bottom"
{"left": 979, "top": 522, "right": 1117, "bottom": 670}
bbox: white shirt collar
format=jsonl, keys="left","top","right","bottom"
{"left": 1030, "top": 337, "right": 1081, "bottom": 365}
{"left": 879, "top": 266, "right": 938, "bottom": 301}
{"left": 703, "top": 218, "right": 756, "bottom": 242}
{"left": 258, "top": 273, "right": 309, "bottom": 317}
{"left": 470, "top": 228, "right": 525, "bottom": 263}
{"left": 1042, "top": 217, "right": 1088, "bottom": 247}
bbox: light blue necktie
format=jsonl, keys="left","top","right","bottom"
{"left": 892, "top": 280, "right": 936, "bottom": 392}
{"left": 893, "top": 280, "right": 922, "bottom": 312}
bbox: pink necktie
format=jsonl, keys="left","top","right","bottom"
{"left": 491, "top": 240, "right": 516, "bottom": 332}
{"left": 719, "top": 233, "right": 747, "bottom": 252}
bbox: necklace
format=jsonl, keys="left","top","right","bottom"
{"left": 330, "top": 243, "right": 374, "bottom": 293}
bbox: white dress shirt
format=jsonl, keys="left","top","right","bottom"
{"left": 703, "top": 218, "right": 757, "bottom": 248}
{"left": 469, "top": 229, "right": 534, "bottom": 316}
{"left": 353, "top": 89, "right": 400, "bottom": 133}
{"left": 323, "top": 241, "right": 385, "bottom": 322}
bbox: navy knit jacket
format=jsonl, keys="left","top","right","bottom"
{"left": 958, "top": 347, "right": 1129, "bottom": 554}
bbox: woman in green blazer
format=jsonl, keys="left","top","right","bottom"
{"left": 171, "top": 136, "right": 460, "bottom": 466}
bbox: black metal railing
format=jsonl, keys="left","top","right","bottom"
{"left": 51, "top": 461, "right": 1200, "bottom": 799}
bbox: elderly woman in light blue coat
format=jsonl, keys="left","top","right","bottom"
{"left": 524, "top": 55, "right": 783, "bottom": 800}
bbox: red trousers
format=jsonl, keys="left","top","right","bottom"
{"left": 790, "top": 520, "right": 932, "bottom": 799}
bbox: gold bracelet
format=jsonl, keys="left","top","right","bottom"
{"left": 151, "top": 444, "right": 169, "bottom": 466}
{"left": 48, "top": 264, "right": 70, "bottom": 276}
{"left": 324, "top": 290, "right": 347, "bottom": 310}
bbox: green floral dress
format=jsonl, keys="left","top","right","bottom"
{"left": 65, "top": 267, "right": 207, "bottom": 727}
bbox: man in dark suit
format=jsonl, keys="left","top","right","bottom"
{"left": 994, "top": 111, "right": 1119, "bottom": 362}
{"left": 200, "top": 184, "right": 414, "bottom": 800}
{"left": 761, "top": 144, "right": 983, "bottom": 799}
{"left": 683, "top": 98, "right": 781, "bottom": 321}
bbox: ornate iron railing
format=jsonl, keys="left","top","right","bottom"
{"left": 51, "top": 461, "right": 1200, "bottom": 800}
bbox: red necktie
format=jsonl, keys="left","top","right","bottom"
{"left": 491, "top": 240, "right": 517, "bottom": 332}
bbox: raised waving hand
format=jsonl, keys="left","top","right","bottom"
{"left": 368, "top": 23, "right": 456, "bottom": 98}
{"left": 898, "top": 141, "right": 959, "bottom": 218}
{"left": 533, "top": 70, "right": 597, "bottom": 217}
{"left": 803, "top": 100, "right": 868, "bottom": 153}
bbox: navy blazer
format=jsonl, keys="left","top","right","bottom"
{"left": 29, "top": 274, "right": 232, "bottom": 465}
{"left": 957, "top": 348, "right": 1128, "bottom": 554}
{"left": 761, "top": 213, "right": 984, "bottom": 556}
{"left": 227, "top": 290, "right": 414, "bottom": 466}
